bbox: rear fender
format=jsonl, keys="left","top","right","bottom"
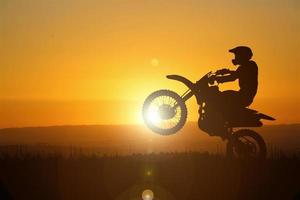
{"left": 258, "top": 113, "right": 275, "bottom": 121}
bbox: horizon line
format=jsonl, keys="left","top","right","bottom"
{"left": 1, "top": 121, "right": 300, "bottom": 130}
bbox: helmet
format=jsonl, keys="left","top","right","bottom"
{"left": 229, "top": 46, "right": 253, "bottom": 61}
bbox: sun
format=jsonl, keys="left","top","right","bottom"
{"left": 147, "top": 108, "right": 161, "bottom": 124}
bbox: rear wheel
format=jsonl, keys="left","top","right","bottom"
{"left": 227, "top": 129, "right": 267, "bottom": 161}
{"left": 142, "top": 89, "right": 187, "bottom": 135}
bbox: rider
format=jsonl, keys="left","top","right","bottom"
{"left": 213, "top": 46, "right": 258, "bottom": 110}
{"left": 200, "top": 46, "right": 258, "bottom": 136}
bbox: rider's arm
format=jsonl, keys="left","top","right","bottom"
{"left": 215, "top": 70, "right": 238, "bottom": 83}
{"left": 216, "top": 68, "right": 235, "bottom": 75}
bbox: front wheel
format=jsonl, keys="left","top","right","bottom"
{"left": 227, "top": 129, "right": 267, "bottom": 161}
{"left": 142, "top": 89, "right": 187, "bottom": 135}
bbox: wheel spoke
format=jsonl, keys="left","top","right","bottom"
{"left": 234, "top": 137, "right": 259, "bottom": 158}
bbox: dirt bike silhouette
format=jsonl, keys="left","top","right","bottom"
{"left": 142, "top": 71, "right": 275, "bottom": 160}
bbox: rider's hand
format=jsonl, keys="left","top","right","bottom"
{"left": 216, "top": 68, "right": 230, "bottom": 75}
{"left": 208, "top": 75, "right": 216, "bottom": 85}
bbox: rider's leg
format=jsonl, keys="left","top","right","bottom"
{"left": 198, "top": 89, "right": 228, "bottom": 137}
{"left": 210, "top": 90, "right": 240, "bottom": 137}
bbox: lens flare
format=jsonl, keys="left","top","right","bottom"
{"left": 146, "top": 169, "right": 153, "bottom": 176}
{"left": 151, "top": 58, "right": 159, "bottom": 66}
{"left": 142, "top": 189, "right": 154, "bottom": 200}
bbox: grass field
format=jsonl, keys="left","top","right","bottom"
{"left": 0, "top": 150, "right": 299, "bottom": 200}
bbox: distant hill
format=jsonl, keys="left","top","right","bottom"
{"left": 0, "top": 123, "right": 299, "bottom": 154}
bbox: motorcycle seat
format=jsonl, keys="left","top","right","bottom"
{"left": 226, "top": 107, "right": 263, "bottom": 128}
{"left": 227, "top": 119, "right": 263, "bottom": 128}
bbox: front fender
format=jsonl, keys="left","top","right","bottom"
{"left": 166, "top": 75, "right": 195, "bottom": 90}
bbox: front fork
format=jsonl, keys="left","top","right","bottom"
{"left": 172, "top": 89, "right": 196, "bottom": 109}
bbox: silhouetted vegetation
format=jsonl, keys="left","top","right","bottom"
{"left": 0, "top": 147, "right": 299, "bottom": 200}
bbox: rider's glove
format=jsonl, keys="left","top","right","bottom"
{"left": 216, "top": 68, "right": 230, "bottom": 75}
{"left": 208, "top": 75, "right": 216, "bottom": 85}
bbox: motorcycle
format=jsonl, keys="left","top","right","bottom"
{"left": 142, "top": 71, "right": 275, "bottom": 160}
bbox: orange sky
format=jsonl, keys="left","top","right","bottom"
{"left": 0, "top": 0, "right": 299, "bottom": 128}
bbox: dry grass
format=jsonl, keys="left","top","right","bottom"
{"left": 0, "top": 148, "right": 299, "bottom": 200}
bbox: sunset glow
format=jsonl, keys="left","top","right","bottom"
{"left": 0, "top": 0, "right": 299, "bottom": 128}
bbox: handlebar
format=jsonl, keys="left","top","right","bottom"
{"left": 166, "top": 72, "right": 218, "bottom": 104}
